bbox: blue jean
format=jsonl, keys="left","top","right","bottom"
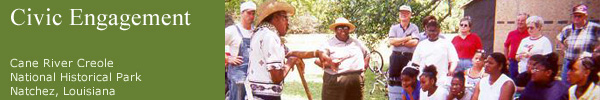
{"left": 227, "top": 64, "right": 248, "bottom": 100}
{"left": 388, "top": 85, "right": 404, "bottom": 100}
{"left": 457, "top": 59, "right": 473, "bottom": 73}
{"left": 561, "top": 59, "right": 573, "bottom": 84}
{"left": 509, "top": 59, "right": 519, "bottom": 80}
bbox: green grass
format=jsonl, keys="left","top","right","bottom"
{"left": 282, "top": 65, "right": 389, "bottom": 100}
{"left": 363, "top": 68, "right": 389, "bottom": 100}
{"left": 282, "top": 80, "right": 323, "bottom": 100}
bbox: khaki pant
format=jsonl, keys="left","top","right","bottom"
{"left": 322, "top": 72, "right": 364, "bottom": 100}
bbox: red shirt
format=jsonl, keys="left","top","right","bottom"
{"left": 452, "top": 33, "right": 483, "bottom": 59}
{"left": 504, "top": 29, "right": 529, "bottom": 59}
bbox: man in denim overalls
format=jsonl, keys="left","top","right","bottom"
{"left": 224, "top": 1, "right": 256, "bottom": 100}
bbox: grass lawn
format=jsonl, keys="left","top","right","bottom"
{"left": 282, "top": 66, "right": 388, "bottom": 100}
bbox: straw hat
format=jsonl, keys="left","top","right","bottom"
{"left": 329, "top": 17, "right": 356, "bottom": 32}
{"left": 256, "top": 0, "right": 295, "bottom": 24}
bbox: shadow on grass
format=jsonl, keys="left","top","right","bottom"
{"left": 282, "top": 68, "right": 388, "bottom": 100}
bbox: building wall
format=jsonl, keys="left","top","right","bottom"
{"left": 494, "top": 0, "right": 600, "bottom": 54}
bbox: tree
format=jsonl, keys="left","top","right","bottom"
{"left": 325, "top": 0, "right": 454, "bottom": 49}
{"left": 225, "top": 0, "right": 462, "bottom": 49}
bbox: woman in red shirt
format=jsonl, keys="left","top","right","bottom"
{"left": 452, "top": 16, "right": 483, "bottom": 73}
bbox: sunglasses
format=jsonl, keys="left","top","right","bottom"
{"left": 336, "top": 26, "right": 349, "bottom": 30}
{"left": 460, "top": 24, "right": 469, "bottom": 27}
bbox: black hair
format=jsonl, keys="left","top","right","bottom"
{"left": 530, "top": 53, "right": 559, "bottom": 80}
{"left": 489, "top": 53, "right": 509, "bottom": 75}
{"left": 453, "top": 70, "right": 466, "bottom": 83}
{"left": 529, "top": 54, "right": 545, "bottom": 64}
{"left": 422, "top": 65, "right": 438, "bottom": 82}
{"left": 402, "top": 66, "right": 420, "bottom": 78}
{"left": 261, "top": 15, "right": 274, "bottom": 25}
{"left": 570, "top": 55, "right": 600, "bottom": 83}
{"left": 422, "top": 16, "right": 437, "bottom": 28}
{"left": 425, "top": 20, "right": 440, "bottom": 29}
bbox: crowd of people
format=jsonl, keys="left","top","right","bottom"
{"left": 225, "top": 1, "right": 600, "bottom": 100}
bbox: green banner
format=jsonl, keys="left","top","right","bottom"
{"left": 1, "top": 0, "right": 223, "bottom": 99}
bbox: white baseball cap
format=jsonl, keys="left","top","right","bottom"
{"left": 240, "top": 1, "right": 257, "bottom": 13}
{"left": 399, "top": 5, "right": 411, "bottom": 12}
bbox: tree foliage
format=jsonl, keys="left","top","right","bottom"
{"left": 325, "top": 0, "right": 455, "bottom": 49}
{"left": 225, "top": 0, "right": 464, "bottom": 49}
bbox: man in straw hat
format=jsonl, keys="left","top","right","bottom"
{"left": 317, "top": 17, "right": 369, "bottom": 100}
{"left": 387, "top": 5, "right": 420, "bottom": 100}
{"left": 225, "top": 1, "right": 256, "bottom": 100}
{"left": 556, "top": 4, "right": 600, "bottom": 83}
{"left": 284, "top": 17, "right": 369, "bottom": 100}
{"left": 246, "top": 0, "right": 297, "bottom": 100}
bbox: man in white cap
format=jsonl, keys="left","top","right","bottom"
{"left": 387, "top": 5, "right": 420, "bottom": 100}
{"left": 556, "top": 4, "right": 600, "bottom": 83}
{"left": 224, "top": 1, "right": 256, "bottom": 100}
{"left": 246, "top": 1, "right": 297, "bottom": 100}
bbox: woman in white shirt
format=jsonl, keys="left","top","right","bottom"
{"left": 566, "top": 55, "right": 600, "bottom": 100}
{"left": 419, "top": 65, "right": 449, "bottom": 100}
{"left": 472, "top": 53, "right": 516, "bottom": 100}
{"left": 515, "top": 16, "right": 553, "bottom": 74}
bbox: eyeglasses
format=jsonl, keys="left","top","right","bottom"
{"left": 574, "top": 14, "right": 585, "bottom": 18}
{"left": 336, "top": 26, "right": 349, "bottom": 30}
{"left": 460, "top": 24, "right": 469, "bottom": 27}
{"left": 531, "top": 66, "right": 546, "bottom": 73}
{"left": 527, "top": 26, "right": 536, "bottom": 30}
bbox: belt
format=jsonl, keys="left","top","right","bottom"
{"left": 389, "top": 81, "right": 402, "bottom": 86}
{"left": 392, "top": 51, "right": 413, "bottom": 56}
{"left": 388, "top": 77, "right": 402, "bottom": 86}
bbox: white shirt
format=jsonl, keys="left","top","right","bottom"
{"left": 450, "top": 88, "right": 473, "bottom": 100}
{"left": 477, "top": 74, "right": 515, "bottom": 100}
{"left": 568, "top": 83, "right": 600, "bottom": 100}
{"left": 412, "top": 38, "right": 459, "bottom": 86}
{"left": 419, "top": 87, "right": 449, "bottom": 100}
{"left": 319, "top": 37, "right": 369, "bottom": 75}
{"left": 247, "top": 26, "right": 286, "bottom": 83}
{"left": 516, "top": 36, "right": 553, "bottom": 73}
{"left": 225, "top": 23, "right": 253, "bottom": 56}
